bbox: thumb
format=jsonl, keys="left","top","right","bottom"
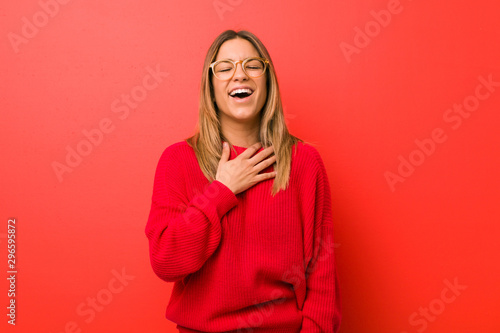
{"left": 220, "top": 142, "right": 229, "bottom": 161}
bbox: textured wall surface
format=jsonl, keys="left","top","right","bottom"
{"left": 1, "top": 0, "right": 499, "bottom": 332}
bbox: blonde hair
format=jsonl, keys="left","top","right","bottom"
{"left": 185, "top": 29, "right": 307, "bottom": 197}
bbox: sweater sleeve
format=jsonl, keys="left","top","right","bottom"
{"left": 145, "top": 144, "right": 239, "bottom": 282}
{"left": 301, "top": 149, "right": 342, "bottom": 332}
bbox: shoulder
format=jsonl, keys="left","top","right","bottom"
{"left": 152, "top": 141, "right": 194, "bottom": 188}
{"left": 291, "top": 141, "right": 332, "bottom": 190}
{"left": 158, "top": 140, "right": 194, "bottom": 161}
{"left": 153, "top": 140, "right": 195, "bottom": 177}
{"left": 292, "top": 141, "right": 327, "bottom": 172}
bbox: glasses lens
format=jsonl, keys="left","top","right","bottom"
{"left": 213, "top": 61, "right": 234, "bottom": 80}
{"left": 212, "top": 59, "right": 267, "bottom": 80}
{"left": 244, "top": 59, "right": 266, "bottom": 78}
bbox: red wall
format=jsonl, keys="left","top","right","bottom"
{"left": 2, "top": 0, "right": 499, "bottom": 332}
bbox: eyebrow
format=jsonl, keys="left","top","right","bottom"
{"left": 218, "top": 57, "right": 258, "bottom": 61}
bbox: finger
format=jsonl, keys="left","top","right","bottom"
{"left": 220, "top": 142, "right": 229, "bottom": 162}
{"left": 249, "top": 145, "right": 275, "bottom": 165}
{"left": 253, "top": 154, "right": 277, "bottom": 174}
{"left": 255, "top": 171, "right": 277, "bottom": 183}
{"left": 237, "top": 142, "right": 262, "bottom": 159}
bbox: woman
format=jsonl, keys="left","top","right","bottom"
{"left": 145, "top": 30, "right": 341, "bottom": 332}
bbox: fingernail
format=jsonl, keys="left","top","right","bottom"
{"left": 223, "top": 142, "right": 228, "bottom": 148}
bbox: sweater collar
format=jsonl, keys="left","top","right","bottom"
{"left": 222, "top": 141, "right": 264, "bottom": 160}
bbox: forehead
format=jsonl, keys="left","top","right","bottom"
{"left": 215, "top": 38, "right": 260, "bottom": 61}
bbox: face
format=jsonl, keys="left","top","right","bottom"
{"left": 211, "top": 38, "right": 268, "bottom": 123}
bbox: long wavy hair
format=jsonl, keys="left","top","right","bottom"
{"left": 185, "top": 29, "right": 306, "bottom": 196}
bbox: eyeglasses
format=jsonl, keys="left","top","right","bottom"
{"left": 210, "top": 57, "right": 269, "bottom": 80}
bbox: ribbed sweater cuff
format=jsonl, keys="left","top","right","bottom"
{"left": 207, "top": 180, "right": 239, "bottom": 218}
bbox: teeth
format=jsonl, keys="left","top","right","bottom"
{"left": 230, "top": 88, "right": 253, "bottom": 96}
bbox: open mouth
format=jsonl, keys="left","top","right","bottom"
{"left": 229, "top": 88, "right": 254, "bottom": 100}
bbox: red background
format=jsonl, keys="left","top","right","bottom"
{"left": 1, "top": 0, "right": 499, "bottom": 332}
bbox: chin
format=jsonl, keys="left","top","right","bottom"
{"left": 228, "top": 107, "right": 260, "bottom": 119}
{"left": 232, "top": 109, "right": 257, "bottom": 118}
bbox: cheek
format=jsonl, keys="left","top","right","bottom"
{"left": 212, "top": 77, "right": 224, "bottom": 98}
{"left": 258, "top": 80, "right": 268, "bottom": 103}
{"left": 212, "top": 82, "right": 226, "bottom": 100}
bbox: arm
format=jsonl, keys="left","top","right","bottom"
{"left": 301, "top": 149, "right": 342, "bottom": 332}
{"left": 145, "top": 145, "right": 239, "bottom": 282}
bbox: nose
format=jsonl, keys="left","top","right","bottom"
{"left": 232, "top": 61, "right": 248, "bottom": 81}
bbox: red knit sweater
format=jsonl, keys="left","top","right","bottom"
{"left": 145, "top": 140, "right": 341, "bottom": 332}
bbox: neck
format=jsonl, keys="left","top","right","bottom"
{"left": 220, "top": 114, "right": 261, "bottom": 148}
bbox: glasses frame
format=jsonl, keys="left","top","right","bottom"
{"left": 210, "top": 57, "right": 270, "bottom": 80}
